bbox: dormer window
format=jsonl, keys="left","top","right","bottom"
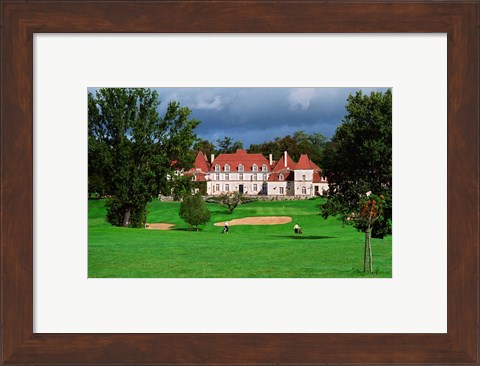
{"left": 224, "top": 164, "right": 230, "bottom": 172}
{"left": 262, "top": 164, "right": 267, "bottom": 172}
{"left": 279, "top": 173, "right": 284, "bottom": 181}
{"left": 215, "top": 164, "right": 220, "bottom": 172}
{"left": 238, "top": 164, "right": 244, "bottom": 172}
{"left": 252, "top": 164, "right": 258, "bottom": 172}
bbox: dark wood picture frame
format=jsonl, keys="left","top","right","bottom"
{"left": 1, "top": 1, "right": 478, "bottom": 365}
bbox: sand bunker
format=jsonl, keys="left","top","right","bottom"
{"left": 146, "top": 223, "right": 175, "bottom": 230}
{"left": 214, "top": 216, "right": 292, "bottom": 226}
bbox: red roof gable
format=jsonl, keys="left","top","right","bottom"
{"left": 211, "top": 150, "right": 269, "bottom": 172}
{"left": 296, "top": 154, "right": 315, "bottom": 169}
{"left": 193, "top": 151, "right": 210, "bottom": 173}
{"left": 273, "top": 152, "right": 297, "bottom": 171}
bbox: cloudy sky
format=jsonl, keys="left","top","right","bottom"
{"left": 89, "top": 87, "right": 389, "bottom": 148}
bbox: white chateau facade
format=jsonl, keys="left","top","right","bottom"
{"left": 186, "top": 150, "right": 328, "bottom": 197}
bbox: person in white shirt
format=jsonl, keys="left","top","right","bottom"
{"left": 222, "top": 221, "right": 229, "bottom": 234}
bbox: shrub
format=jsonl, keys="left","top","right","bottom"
{"left": 179, "top": 193, "right": 211, "bottom": 231}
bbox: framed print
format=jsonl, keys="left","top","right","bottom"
{"left": 35, "top": 35, "right": 444, "bottom": 334}
{"left": 1, "top": 1, "right": 478, "bottom": 365}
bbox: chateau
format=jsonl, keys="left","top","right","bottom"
{"left": 186, "top": 150, "right": 328, "bottom": 197}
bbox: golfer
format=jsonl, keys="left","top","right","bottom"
{"left": 222, "top": 221, "right": 229, "bottom": 234}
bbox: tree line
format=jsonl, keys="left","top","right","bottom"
{"left": 193, "top": 131, "right": 328, "bottom": 166}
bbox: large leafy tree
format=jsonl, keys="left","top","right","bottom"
{"left": 320, "top": 90, "right": 392, "bottom": 239}
{"left": 88, "top": 88, "right": 199, "bottom": 227}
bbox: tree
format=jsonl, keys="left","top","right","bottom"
{"left": 320, "top": 90, "right": 392, "bottom": 270}
{"left": 88, "top": 88, "right": 200, "bottom": 228}
{"left": 167, "top": 174, "right": 193, "bottom": 201}
{"left": 294, "top": 131, "right": 328, "bottom": 164}
{"left": 248, "top": 131, "right": 328, "bottom": 165}
{"left": 357, "top": 193, "right": 386, "bottom": 273}
{"left": 216, "top": 192, "right": 246, "bottom": 214}
{"left": 193, "top": 138, "right": 216, "bottom": 158}
{"left": 179, "top": 193, "right": 211, "bottom": 231}
{"left": 216, "top": 136, "right": 244, "bottom": 154}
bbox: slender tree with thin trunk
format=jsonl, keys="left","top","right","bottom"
{"left": 358, "top": 193, "right": 385, "bottom": 273}
{"left": 216, "top": 192, "right": 246, "bottom": 214}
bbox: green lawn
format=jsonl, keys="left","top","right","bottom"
{"left": 88, "top": 198, "right": 392, "bottom": 278}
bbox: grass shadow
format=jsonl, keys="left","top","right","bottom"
{"left": 172, "top": 228, "right": 205, "bottom": 232}
{"left": 275, "top": 235, "right": 336, "bottom": 240}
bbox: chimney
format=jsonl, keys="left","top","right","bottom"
{"left": 211, "top": 154, "right": 215, "bottom": 164}
{"left": 284, "top": 151, "right": 287, "bottom": 168}
{"left": 269, "top": 154, "right": 273, "bottom": 166}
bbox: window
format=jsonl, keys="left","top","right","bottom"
{"left": 239, "top": 173, "right": 243, "bottom": 180}
{"left": 302, "top": 186, "right": 306, "bottom": 194}
{"left": 225, "top": 184, "right": 229, "bottom": 192}
{"left": 262, "top": 164, "right": 267, "bottom": 172}
{"left": 216, "top": 173, "right": 220, "bottom": 181}
{"left": 192, "top": 175, "right": 196, "bottom": 181}
{"left": 224, "top": 164, "right": 230, "bottom": 172}
{"left": 215, "top": 184, "right": 220, "bottom": 192}
{"left": 253, "top": 174, "right": 257, "bottom": 181}
{"left": 252, "top": 164, "right": 258, "bottom": 172}
{"left": 215, "top": 164, "right": 220, "bottom": 172}
{"left": 263, "top": 173, "right": 267, "bottom": 181}
{"left": 279, "top": 187, "right": 284, "bottom": 194}
{"left": 279, "top": 173, "right": 284, "bottom": 181}
{"left": 302, "top": 175, "right": 306, "bottom": 181}
{"left": 225, "top": 174, "right": 229, "bottom": 181}
{"left": 238, "top": 164, "right": 244, "bottom": 172}
{"left": 253, "top": 184, "right": 257, "bottom": 191}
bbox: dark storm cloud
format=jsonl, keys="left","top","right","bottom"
{"left": 89, "top": 87, "right": 389, "bottom": 148}
{"left": 152, "top": 87, "right": 389, "bottom": 148}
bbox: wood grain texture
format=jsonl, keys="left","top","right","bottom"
{"left": 1, "top": 1, "right": 478, "bottom": 365}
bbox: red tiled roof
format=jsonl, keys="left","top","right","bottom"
{"left": 273, "top": 152, "right": 297, "bottom": 171}
{"left": 312, "top": 172, "right": 322, "bottom": 183}
{"left": 193, "top": 173, "right": 206, "bottom": 181}
{"left": 296, "top": 154, "right": 315, "bottom": 169}
{"left": 268, "top": 171, "right": 294, "bottom": 182}
{"left": 312, "top": 172, "right": 328, "bottom": 183}
{"left": 193, "top": 151, "right": 210, "bottom": 173}
{"left": 309, "top": 160, "right": 322, "bottom": 171}
{"left": 210, "top": 150, "right": 269, "bottom": 172}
